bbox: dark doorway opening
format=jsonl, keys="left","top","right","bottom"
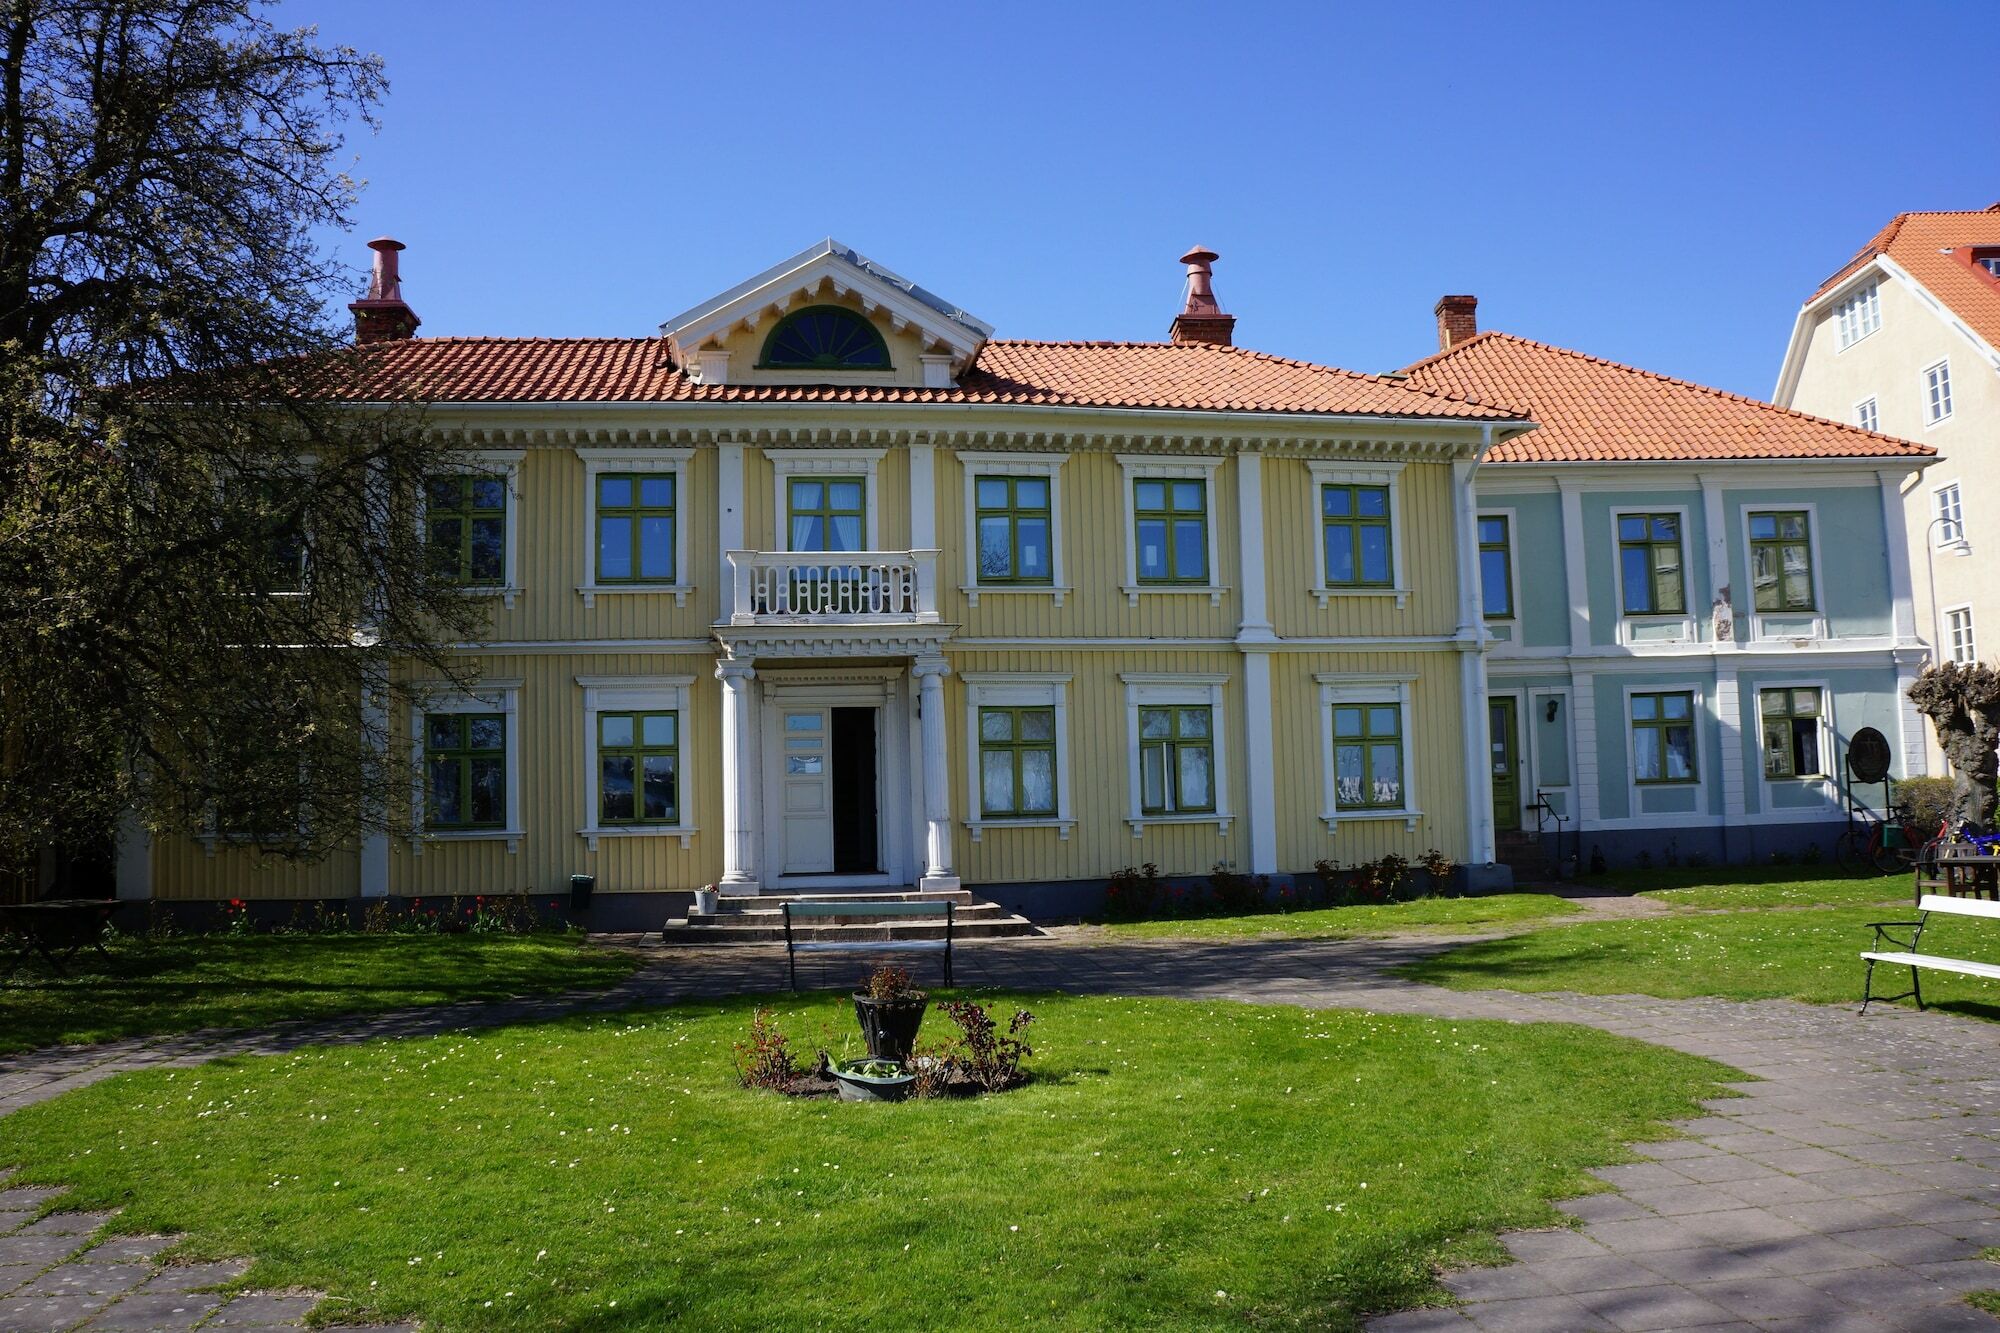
{"left": 831, "top": 707, "right": 880, "bottom": 873}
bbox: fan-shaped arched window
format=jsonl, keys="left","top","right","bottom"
{"left": 758, "top": 305, "right": 891, "bottom": 370}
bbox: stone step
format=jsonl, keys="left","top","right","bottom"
{"left": 685, "top": 902, "right": 1018, "bottom": 928}
{"left": 659, "top": 914, "right": 1038, "bottom": 944}
{"left": 714, "top": 887, "right": 977, "bottom": 909}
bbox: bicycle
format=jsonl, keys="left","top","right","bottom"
{"left": 1833, "top": 802, "right": 1940, "bottom": 878}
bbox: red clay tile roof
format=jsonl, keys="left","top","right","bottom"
{"left": 1401, "top": 332, "right": 1932, "bottom": 464}
{"left": 1809, "top": 206, "right": 2000, "bottom": 353}
{"left": 289, "top": 336, "right": 1524, "bottom": 421}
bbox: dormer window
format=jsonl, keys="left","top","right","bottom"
{"left": 1974, "top": 249, "right": 2000, "bottom": 279}
{"left": 758, "top": 305, "right": 890, "bottom": 370}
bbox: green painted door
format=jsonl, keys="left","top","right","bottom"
{"left": 1489, "top": 698, "right": 1521, "bottom": 832}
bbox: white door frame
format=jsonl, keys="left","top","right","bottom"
{"left": 757, "top": 668, "right": 914, "bottom": 888}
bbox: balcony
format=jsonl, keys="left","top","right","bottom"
{"left": 725, "top": 549, "right": 941, "bottom": 626}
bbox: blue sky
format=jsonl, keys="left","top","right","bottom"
{"left": 297, "top": 0, "right": 1999, "bottom": 398}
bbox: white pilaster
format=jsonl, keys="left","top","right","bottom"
{"left": 1241, "top": 650, "right": 1279, "bottom": 874}
{"left": 113, "top": 808, "right": 151, "bottom": 901}
{"left": 914, "top": 656, "right": 959, "bottom": 891}
{"left": 909, "top": 441, "right": 936, "bottom": 552}
{"left": 1452, "top": 458, "right": 1496, "bottom": 865}
{"left": 1558, "top": 479, "right": 1590, "bottom": 651}
{"left": 359, "top": 664, "right": 390, "bottom": 898}
{"left": 1715, "top": 661, "right": 1746, "bottom": 829}
{"left": 716, "top": 659, "right": 759, "bottom": 891}
{"left": 1895, "top": 648, "right": 1930, "bottom": 778}
{"left": 1879, "top": 468, "right": 1919, "bottom": 647}
{"left": 718, "top": 443, "right": 745, "bottom": 620}
{"left": 1573, "top": 670, "right": 1601, "bottom": 826}
{"left": 1234, "top": 450, "right": 1274, "bottom": 642}
{"left": 1700, "top": 477, "right": 1735, "bottom": 646}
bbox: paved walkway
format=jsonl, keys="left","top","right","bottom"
{"left": 1, "top": 928, "right": 1998, "bottom": 1330}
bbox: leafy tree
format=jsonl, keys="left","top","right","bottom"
{"left": 1907, "top": 661, "right": 2000, "bottom": 831}
{"left": 0, "top": 0, "right": 483, "bottom": 890}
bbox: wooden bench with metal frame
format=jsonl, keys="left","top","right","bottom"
{"left": 782, "top": 900, "right": 954, "bottom": 992}
{"left": 1859, "top": 894, "right": 2000, "bottom": 1014}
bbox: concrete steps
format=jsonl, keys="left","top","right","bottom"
{"left": 659, "top": 887, "right": 1039, "bottom": 944}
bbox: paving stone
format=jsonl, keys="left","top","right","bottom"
{"left": 1568, "top": 1282, "right": 1744, "bottom": 1330}
{"left": 1837, "top": 1223, "right": 1976, "bottom": 1265}
{"left": 1367, "top": 1311, "right": 1473, "bottom": 1332}
{"left": 17, "top": 1262, "right": 150, "bottom": 1298}
{"left": 1769, "top": 1197, "right": 1919, "bottom": 1233}
{"left": 0, "top": 1232, "right": 89, "bottom": 1266}
{"left": 1498, "top": 1229, "right": 1604, "bottom": 1261}
{"left": 1692, "top": 1273, "right": 1848, "bottom": 1320}
{"left": 0, "top": 1262, "right": 37, "bottom": 1295}
{"left": 1591, "top": 1162, "right": 1695, "bottom": 1190}
{"left": 1457, "top": 1293, "right": 1617, "bottom": 1331}
{"left": 1586, "top": 1217, "right": 1708, "bottom": 1254}
{"left": 1671, "top": 1154, "right": 1781, "bottom": 1185}
{"left": 1441, "top": 1265, "right": 1552, "bottom": 1301}
{"left": 1558, "top": 1194, "right": 1653, "bottom": 1224}
{"left": 1633, "top": 1247, "right": 1780, "bottom": 1284}
{"left": 79, "top": 1235, "right": 180, "bottom": 1264}
{"left": 1525, "top": 1254, "right": 1663, "bottom": 1294}
{"left": 0, "top": 1291, "right": 115, "bottom": 1330}
{"left": 0, "top": 1188, "right": 65, "bottom": 1210}
{"left": 1620, "top": 1183, "right": 1751, "bottom": 1216}
{"left": 21, "top": 1209, "right": 115, "bottom": 1236}
{"left": 139, "top": 1258, "right": 251, "bottom": 1292}
{"left": 202, "top": 1291, "right": 323, "bottom": 1325}
{"left": 0, "top": 1210, "right": 35, "bottom": 1235}
{"left": 77, "top": 1288, "right": 222, "bottom": 1329}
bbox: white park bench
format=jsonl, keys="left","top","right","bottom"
{"left": 1859, "top": 894, "right": 2000, "bottom": 1013}
{"left": 782, "top": 899, "right": 955, "bottom": 991}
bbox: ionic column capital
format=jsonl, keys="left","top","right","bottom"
{"left": 715, "top": 659, "right": 757, "bottom": 683}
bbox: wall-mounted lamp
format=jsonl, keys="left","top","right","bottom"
{"left": 1544, "top": 698, "right": 1560, "bottom": 724}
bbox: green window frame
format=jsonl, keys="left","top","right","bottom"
{"left": 787, "top": 477, "right": 867, "bottom": 553}
{"left": 595, "top": 473, "right": 677, "bottom": 583}
{"left": 1138, "top": 705, "right": 1215, "bottom": 815}
{"left": 977, "top": 706, "right": 1057, "bottom": 818}
{"left": 1631, "top": 692, "right": 1698, "bottom": 785}
{"left": 1133, "top": 478, "right": 1209, "bottom": 584}
{"left": 973, "top": 475, "right": 1054, "bottom": 585}
{"left": 425, "top": 713, "right": 506, "bottom": 829}
{"left": 1748, "top": 511, "right": 1815, "bottom": 612}
{"left": 1332, "top": 702, "right": 1405, "bottom": 811}
{"left": 425, "top": 474, "right": 507, "bottom": 587}
{"left": 226, "top": 478, "right": 307, "bottom": 593}
{"left": 1617, "top": 512, "right": 1686, "bottom": 615}
{"left": 598, "top": 711, "right": 680, "bottom": 825}
{"left": 757, "top": 304, "right": 891, "bottom": 370}
{"left": 1478, "top": 514, "right": 1513, "bottom": 619}
{"left": 1322, "top": 484, "right": 1394, "bottom": 588}
{"left": 1759, "top": 688, "right": 1824, "bottom": 779}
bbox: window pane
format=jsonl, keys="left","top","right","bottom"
{"left": 789, "top": 480, "right": 823, "bottom": 511}
{"left": 1751, "top": 545, "right": 1780, "bottom": 610}
{"left": 1632, "top": 695, "right": 1656, "bottom": 721}
{"left": 639, "top": 516, "right": 674, "bottom": 579}
{"left": 1172, "top": 520, "right": 1206, "bottom": 578}
{"left": 1334, "top": 706, "right": 1363, "bottom": 737}
{"left": 1369, "top": 745, "right": 1401, "bottom": 806}
{"left": 1618, "top": 515, "right": 1648, "bottom": 542}
{"left": 1662, "top": 694, "right": 1691, "bottom": 720}
{"left": 601, "top": 755, "right": 635, "bottom": 821}
{"left": 427, "top": 715, "right": 460, "bottom": 750}
{"left": 641, "top": 713, "right": 676, "bottom": 746}
{"left": 1140, "top": 708, "right": 1172, "bottom": 740}
{"left": 1178, "top": 707, "right": 1210, "bottom": 738}
{"left": 429, "top": 758, "right": 461, "bottom": 824}
{"left": 1749, "top": 514, "right": 1777, "bottom": 540}
{"left": 977, "top": 517, "right": 1013, "bottom": 578}
{"left": 829, "top": 516, "right": 862, "bottom": 552}
{"left": 1171, "top": 481, "right": 1204, "bottom": 512}
{"left": 1323, "top": 487, "right": 1352, "bottom": 517}
{"left": 1621, "top": 546, "right": 1652, "bottom": 612}
{"left": 1178, "top": 745, "right": 1213, "bottom": 810}
{"left": 429, "top": 515, "right": 463, "bottom": 569}
{"left": 642, "top": 755, "right": 677, "bottom": 820}
{"left": 975, "top": 477, "right": 1010, "bottom": 508}
{"left": 1794, "top": 690, "right": 1819, "bottom": 717}
{"left": 786, "top": 712, "right": 820, "bottom": 733}
{"left": 471, "top": 478, "right": 506, "bottom": 509}
{"left": 468, "top": 717, "right": 505, "bottom": 750}
{"left": 1480, "top": 548, "right": 1511, "bottom": 616}
{"left": 1783, "top": 562, "right": 1811, "bottom": 609}
{"left": 1478, "top": 517, "right": 1506, "bottom": 544}
{"left": 638, "top": 476, "right": 673, "bottom": 508}
{"left": 1141, "top": 745, "right": 1166, "bottom": 811}
{"left": 1336, "top": 744, "right": 1363, "bottom": 805}
{"left": 981, "top": 751, "right": 1015, "bottom": 814}
{"left": 1019, "top": 750, "right": 1056, "bottom": 814}
{"left": 1664, "top": 725, "right": 1694, "bottom": 780}
{"left": 1136, "top": 519, "right": 1168, "bottom": 578}
{"left": 980, "top": 710, "right": 1013, "bottom": 742}
{"left": 1135, "top": 480, "right": 1167, "bottom": 510}
{"left": 1763, "top": 723, "right": 1792, "bottom": 777}
{"left": 598, "top": 476, "right": 632, "bottom": 508}
{"left": 1792, "top": 719, "right": 1820, "bottom": 777}
{"left": 598, "top": 517, "right": 633, "bottom": 579}
{"left": 600, "top": 713, "right": 635, "bottom": 748}
{"left": 1016, "top": 478, "right": 1048, "bottom": 509}
{"left": 1325, "top": 524, "right": 1355, "bottom": 584}
{"left": 1356, "top": 487, "right": 1388, "bottom": 518}
{"left": 469, "top": 757, "right": 505, "bottom": 823}
{"left": 1651, "top": 515, "right": 1678, "bottom": 541}
{"left": 1016, "top": 519, "right": 1050, "bottom": 579}
{"left": 1368, "top": 706, "right": 1399, "bottom": 735}
{"left": 828, "top": 481, "right": 863, "bottom": 512}
{"left": 1358, "top": 526, "right": 1390, "bottom": 583}
{"left": 425, "top": 477, "right": 462, "bottom": 509}
{"left": 470, "top": 518, "right": 504, "bottom": 581}
{"left": 1018, "top": 709, "right": 1054, "bottom": 742}
{"left": 1652, "top": 545, "right": 1682, "bottom": 611}
{"left": 791, "top": 515, "right": 823, "bottom": 551}
{"left": 1634, "top": 728, "right": 1662, "bottom": 781}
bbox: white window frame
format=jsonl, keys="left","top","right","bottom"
{"left": 1610, "top": 504, "right": 1696, "bottom": 644}
{"left": 1120, "top": 674, "right": 1232, "bottom": 836}
{"left": 1923, "top": 359, "right": 1954, "bottom": 426}
{"left": 960, "top": 673, "right": 1074, "bottom": 840}
{"left": 1946, "top": 603, "right": 1978, "bottom": 664}
{"left": 1475, "top": 506, "right": 1521, "bottom": 643}
{"left": 1934, "top": 481, "right": 1967, "bottom": 548}
{"left": 1622, "top": 682, "right": 1709, "bottom": 808}
{"left": 1307, "top": 460, "right": 1410, "bottom": 609}
{"left": 418, "top": 449, "right": 524, "bottom": 609}
{"left": 1315, "top": 674, "right": 1420, "bottom": 832}
{"left": 1116, "top": 454, "right": 1227, "bottom": 606}
{"left": 1835, "top": 282, "right": 1881, "bottom": 351}
{"left": 770, "top": 448, "right": 885, "bottom": 553}
{"left": 957, "top": 451, "right": 1070, "bottom": 605}
{"left": 1854, "top": 396, "right": 1879, "bottom": 433}
{"left": 1752, "top": 680, "right": 1836, "bottom": 800}
{"left": 410, "top": 679, "right": 524, "bottom": 853}
{"left": 1738, "top": 501, "right": 1827, "bottom": 642}
{"left": 577, "top": 448, "right": 693, "bottom": 608}
{"left": 577, "top": 675, "right": 697, "bottom": 851}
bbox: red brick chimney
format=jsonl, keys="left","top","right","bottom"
{"left": 349, "top": 237, "right": 421, "bottom": 343}
{"left": 1169, "top": 246, "right": 1235, "bottom": 347}
{"left": 1434, "top": 294, "right": 1477, "bottom": 352}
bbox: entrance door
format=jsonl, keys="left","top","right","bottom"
{"left": 780, "top": 709, "right": 834, "bottom": 873}
{"left": 1489, "top": 697, "right": 1521, "bottom": 832}
{"left": 830, "top": 708, "right": 880, "bottom": 873}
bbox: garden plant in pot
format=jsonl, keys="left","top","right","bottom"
{"left": 852, "top": 964, "right": 928, "bottom": 1062}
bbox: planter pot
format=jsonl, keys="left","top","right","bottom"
{"left": 852, "top": 993, "right": 928, "bottom": 1063}
{"left": 830, "top": 1061, "right": 916, "bottom": 1103}
{"left": 692, "top": 889, "right": 719, "bottom": 915}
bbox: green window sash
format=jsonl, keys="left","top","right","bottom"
{"left": 1332, "top": 702, "right": 1404, "bottom": 810}
{"left": 425, "top": 474, "right": 507, "bottom": 587}
{"left": 1631, "top": 692, "right": 1697, "bottom": 784}
{"left": 595, "top": 473, "right": 677, "bottom": 583}
{"left": 1133, "top": 478, "right": 1209, "bottom": 584}
{"left": 425, "top": 712, "right": 506, "bottom": 829}
{"left": 1748, "top": 511, "right": 1815, "bottom": 612}
{"left": 973, "top": 475, "right": 1054, "bottom": 585}
{"left": 1323, "top": 484, "right": 1394, "bottom": 588}
{"left": 1138, "top": 705, "right": 1216, "bottom": 815}
{"left": 1758, "top": 687, "right": 1823, "bottom": 779}
{"left": 598, "top": 711, "right": 680, "bottom": 824}
{"left": 1617, "top": 513, "right": 1686, "bottom": 615}
{"left": 1477, "top": 514, "right": 1512, "bottom": 618}
{"left": 977, "top": 706, "right": 1057, "bottom": 818}
{"left": 788, "top": 477, "right": 866, "bottom": 554}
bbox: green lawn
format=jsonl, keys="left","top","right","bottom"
{"left": 1619, "top": 867, "right": 1910, "bottom": 912}
{"left": 1405, "top": 905, "right": 2000, "bottom": 1017}
{"left": 0, "top": 935, "right": 635, "bottom": 1054}
{"left": 0, "top": 993, "right": 1732, "bottom": 1331}
{"left": 1105, "top": 893, "right": 1576, "bottom": 941}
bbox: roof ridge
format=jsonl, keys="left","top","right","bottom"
{"left": 1417, "top": 330, "right": 1920, "bottom": 447}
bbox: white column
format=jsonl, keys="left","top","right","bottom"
{"left": 113, "top": 808, "right": 151, "bottom": 901}
{"left": 359, "top": 664, "right": 390, "bottom": 898}
{"left": 716, "top": 658, "right": 759, "bottom": 891}
{"left": 1558, "top": 479, "right": 1590, "bottom": 651}
{"left": 1700, "top": 477, "right": 1736, "bottom": 646}
{"left": 1452, "top": 458, "right": 1496, "bottom": 865}
{"left": 718, "top": 443, "right": 745, "bottom": 621}
{"left": 909, "top": 440, "right": 936, "bottom": 551}
{"left": 914, "top": 656, "right": 959, "bottom": 891}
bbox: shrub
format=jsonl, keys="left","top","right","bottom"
{"left": 1418, "top": 848, "right": 1456, "bottom": 896}
{"left": 1206, "top": 863, "right": 1267, "bottom": 914}
{"left": 1898, "top": 775, "right": 1956, "bottom": 839}
{"left": 858, "top": 963, "right": 924, "bottom": 1003}
{"left": 940, "top": 1000, "right": 1034, "bottom": 1092}
{"left": 906, "top": 1040, "right": 957, "bottom": 1099}
{"left": 734, "top": 1008, "right": 799, "bottom": 1091}
{"left": 1103, "top": 864, "right": 1164, "bottom": 921}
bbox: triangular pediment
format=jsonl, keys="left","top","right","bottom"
{"left": 658, "top": 239, "right": 991, "bottom": 386}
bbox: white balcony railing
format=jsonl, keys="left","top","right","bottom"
{"left": 726, "top": 549, "right": 940, "bottom": 625}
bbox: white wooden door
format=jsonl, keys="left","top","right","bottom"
{"left": 780, "top": 708, "right": 834, "bottom": 873}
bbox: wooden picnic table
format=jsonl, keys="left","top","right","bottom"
{"left": 0, "top": 898, "right": 115, "bottom": 977}
{"left": 1916, "top": 846, "right": 2000, "bottom": 903}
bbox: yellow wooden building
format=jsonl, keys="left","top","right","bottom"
{"left": 126, "top": 240, "right": 1534, "bottom": 923}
